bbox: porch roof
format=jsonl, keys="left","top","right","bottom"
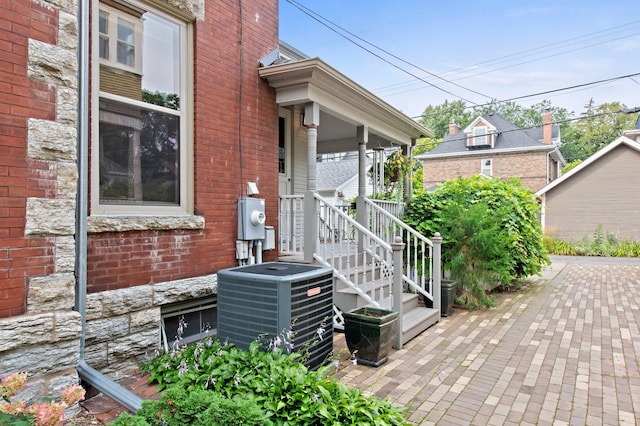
{"left": 259, "top": 57, "right": 433, "bottom": 150}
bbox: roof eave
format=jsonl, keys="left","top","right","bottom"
{"left": 417, "top": 143, "right": 560, "bottom": 160}
{"left": 536, "top": 136, "right": 640, "bottom": 196}
{"left": 259, "top": 58, "right": 433, "bottom": 141}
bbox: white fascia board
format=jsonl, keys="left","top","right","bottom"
{"left": 416, "top": 144, "right": 557, "bottom": 160}
{"left": 462, "top": 116, "right": 496, "bottom": 134}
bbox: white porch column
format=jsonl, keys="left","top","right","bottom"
{"left": 357, "top": 125, "right": 368, "bottom": 199}
{"left": 356, "top": 126, "right": 368, "bottom": 247}
{"left": 304, "top": 102, "right": 320, "bottom": 262}
{"left": 403, "top": 142, "right": 413, "bottom": 201}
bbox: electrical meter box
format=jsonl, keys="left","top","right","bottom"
{"left": 238, "top": 197, "right": 266, "bottom": 240}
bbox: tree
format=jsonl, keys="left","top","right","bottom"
{"left": 474, "top": 99, "right": 572, "bottom": 130}
{"left": 560, "top": 100, "right": 638, "bottom": 162}
{"left": 415, "top": 100, "right": 471, "bottom": 155}
{"left": 418, "top": 99, "right": 471, "bottom": 140}
{"left": 402, "top": 176, "right": 549, "bottom": 309}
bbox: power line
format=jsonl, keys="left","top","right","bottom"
{"left": 414, "top": 71, "right": 640, "bottom": 120}
{"left": 375, "top": 20, "right": 640, "bottom": 97}
{"left": 284, "top": 0, "right": 490, "bottom": 105}
{"left": 283, "top": 1, "right": 639, "bottom": 125}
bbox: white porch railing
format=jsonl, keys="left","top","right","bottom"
{"left": 278, "top": 195, "right": 437, "bottom": 307}
{"left": 370, "top": 199, "right": 404, "bottom": 218}
{"left": 364, "top": 198, "right": 434, "bottom": 304}
{"left": 278, "top": 195, "right": 304, "bottom": 255}
{"left": 315, "top": 194, "right": 394, "bottom": 310}
{"left": 279, "top": 194, "right": 442, "bottom": 347}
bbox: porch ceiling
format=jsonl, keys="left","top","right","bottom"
{"left": 259, "top": 58, "right": 433, "bottom": 153}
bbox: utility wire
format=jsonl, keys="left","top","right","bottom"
{"left": 285, "top": 0, "right": 490, "bottom": 105}
{"left": 284, "top": 1, "right": 639, "bottom": 129}
{"left": 391, "top": 30, "right": 640, "bottom": 99}
{"left": 376, "top": 20, "right": 640, "bottom": 95}
{"left": 414, "top": 71, "right": 640, "bottom": 120}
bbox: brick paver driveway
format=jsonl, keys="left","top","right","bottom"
{"left": 333, "top": 256, "right": 640, "bottom": 425}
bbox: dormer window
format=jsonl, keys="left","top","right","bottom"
{"left": 463, "top": 117, "right": 497, "bottom": 148}
{"left": 473, "top": 126, "right": 488, "bottom": 146}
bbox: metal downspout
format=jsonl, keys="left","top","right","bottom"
{"left": 75, "top": 0, "right": 142, "bottom": 412}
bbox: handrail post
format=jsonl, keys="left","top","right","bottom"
{"left": 392, "top": 236, "right": 405, "bottom": 349}
{"left": 432, "top": 232, "right": 442, "bottom": 315}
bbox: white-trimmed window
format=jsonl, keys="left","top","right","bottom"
{"left": 481, "top": 158, "right": 492, "bottom": 176}
{"left": 161, "top": 297, "right": 217, "bottom": 351}
{"left": 473, "top": 126, "right": 488, "bottom": 146}
{"left": 93, "top": 0, "right": 192, "bottom": 215}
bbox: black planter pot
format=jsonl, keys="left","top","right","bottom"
{"left": 440, "top": 280, "right": 457, "bottom": 317}
{"left": 343, "top": 307, "right": 399, "bottom": 367}
{"left": 423, "top": 280, "right": 458, "bottom": 317}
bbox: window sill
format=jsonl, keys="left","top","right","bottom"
{"left": 87, "top": 214, "right": 205, "bottom": 233}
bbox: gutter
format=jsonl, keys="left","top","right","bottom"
{"left": 416, "top": 143, "right": 559, "bottom": 160}
{"left": 75, "top": 0, "right": 142, "bottom": 413}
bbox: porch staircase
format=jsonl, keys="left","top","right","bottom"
{"left": 279, "top": 195, "right": 443, "bottom": 347}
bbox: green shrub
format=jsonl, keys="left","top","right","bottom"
{"left": 610, "top": 240, "right": 640, "bottom": 257}
{"left": 140, "top": 337, "right": 409, "bottom": 425}
{"left": 110, "top": 413, "right": 151, "bottom": 426}
{"left": 543, "top": 236, "right": 576, "bottom": 256}
{"left": 544, "top": 225, "right": 640, "bottom": 258}
{"left": 111, "top": 386, "right": 268, "bottom": 426}
{"left": 403, "top": 176, "right": 549, "bottom": 308}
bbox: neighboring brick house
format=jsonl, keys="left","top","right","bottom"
{"left": 417, "top": 111, "right": 565, "bottom": 192}
{"left": 1, "top": 0, "right": 279, "bottom": 403}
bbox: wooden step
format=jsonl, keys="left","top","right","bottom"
{"left": 401, "top": 306, "right": 440, "bottom": 344}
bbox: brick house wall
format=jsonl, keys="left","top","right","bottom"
{"left": 1, "top": 0, "right": 280, "bottom": 400}
{"left": 83, "top": 0, "right": 280, "bottom": 372}
{"left": 423, "top": 150, "right": 550, "bottom": 192}
{"left": 1, "top": 0, "right": 82, "bottom": 402}
{"left": 86, "top": 0, "right": 279, "bottom": 292}
{"left": 0, "top": 0, "right": 64, "bottom": 318}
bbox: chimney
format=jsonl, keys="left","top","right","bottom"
{"left": 449, "top": 118, "right": 459, "bottom": 135}
{"left": 542, "top": 109, "right": 552, "bottom": 144}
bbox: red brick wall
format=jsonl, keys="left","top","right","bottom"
{"left": 0, "top": 0, "right": 59, "bottom": 317}
{"left": 86, "top": 0, "right": 280, "bottom": 292}
{"left": 423, "top": 150, "right": 549, "bottom": 192}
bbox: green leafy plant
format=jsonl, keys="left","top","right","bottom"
{"left": 544, "top": 225, "right": 640, "bottom": 257}
{"left": 140, "top": 334, "right": 409, "bottom": 425}
{"left": 369, "top": 150, "right": 416, "bottom": 201}
{"left": 542, "top": 236, "right": 577, "bottom": 256}
{"left": 403, "top": 176, "right": 549, "bottom": 308}
{"left": 111, "top": 386, "right": 267, "bottom": 426}
{"left": 384, "top": 150, "right": 413, "bottom": 182}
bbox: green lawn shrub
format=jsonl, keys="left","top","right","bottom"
{"left": 404, "top": 176, "right": 549, "bottom": 308}
{"left": 110, "top": 386, "right": 267, "bottom": 426}
{"left": 544, "top": 225, "right": 640, "bottom": 257}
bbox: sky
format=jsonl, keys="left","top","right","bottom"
{"left": 279, "top": 0, "right": 640, "bottom": 120}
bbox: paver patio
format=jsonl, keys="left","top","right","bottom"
{"left": 331, "top": 256, "right": 640, "bottom": 425}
